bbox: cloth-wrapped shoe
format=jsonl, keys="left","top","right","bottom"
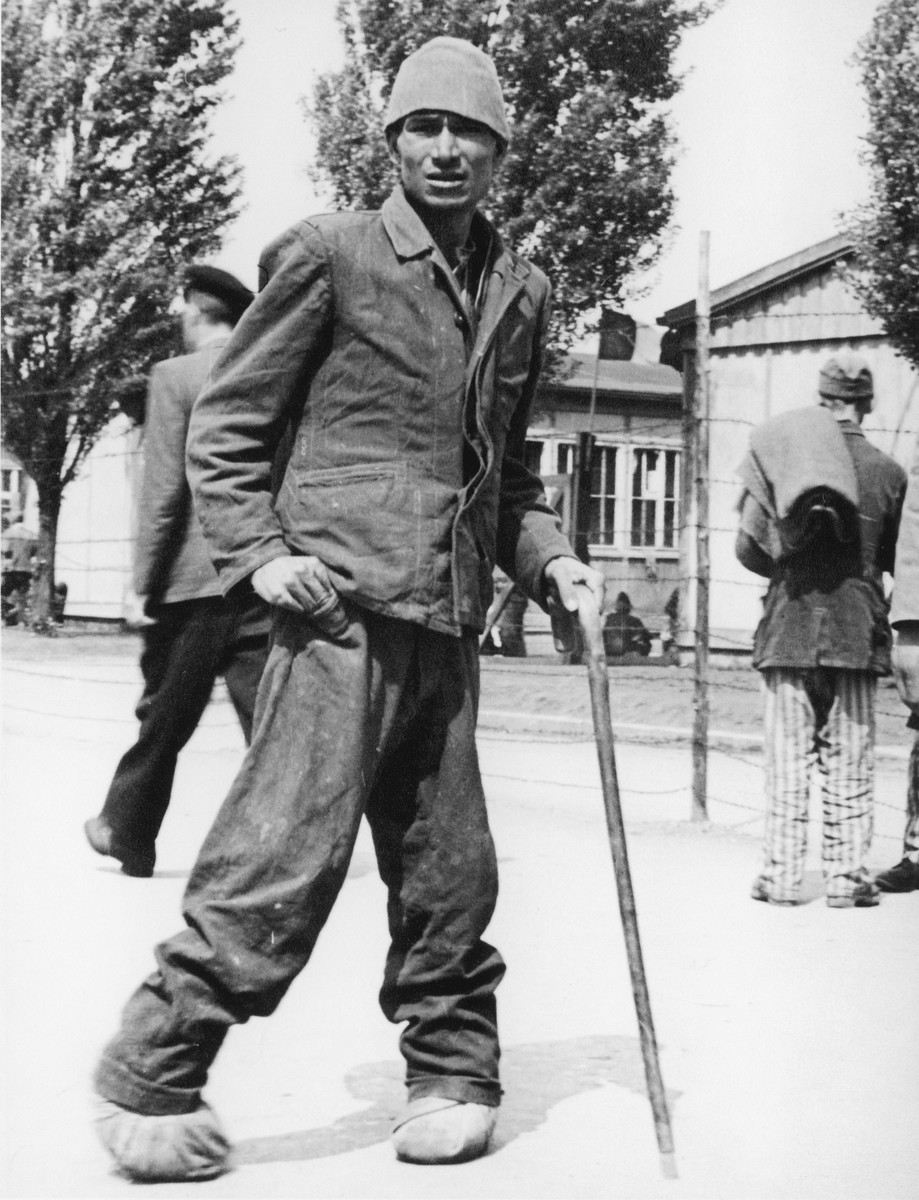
{"left": 93, "top": 1096, "right": 231, "bottom": 1182}
{"left": 826, "top": 880, "right": 880, "bottom": 908}
{"left": 391, "top": 1096, "right": 497, "bottom": 1164}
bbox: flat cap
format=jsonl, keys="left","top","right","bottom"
{"left": 818, "top": 351, "right": 873, "bottom": 403}
{"left": 384, "top": 36, "right": 510, "bottom": 146}
{"left": 184, "top": 265, "right": 253, "bottom": 324}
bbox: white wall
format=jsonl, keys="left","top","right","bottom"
{"left": 55, "top": 416, "right": 143, "bottom": 620}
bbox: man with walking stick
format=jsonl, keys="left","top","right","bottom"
{"left": 91, "top": 37, "right": 603, "bottom": 1182}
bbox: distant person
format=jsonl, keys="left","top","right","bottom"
{"left": 497, "top": 584, "right": 529, "bottom": 657}
{"left": 661, "top": 587, "right": 679, "bottom": 657}
{"left": 875, "top": 435, "right": 919, "bottom": 893}
{"left": 603, "top": 591, "right": 652, "bottom": 658}
{"left": 480, "top": 571, "right": 528, "bottom": 657}
{"left": 736, "top": 353, "right": 906, "bottom": 908}
{"left": 84, "top": 266, "right": 271, "bottom": 879}
{"left": 1, "top": 512, "right": 36, "bottom": 624}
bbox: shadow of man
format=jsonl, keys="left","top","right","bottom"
{"left": 233, "top": 1033, "right": 679, "bottom": 1165}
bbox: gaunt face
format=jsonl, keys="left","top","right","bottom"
{"left": 391, "top": 110, "right": 501, "bottom": 218}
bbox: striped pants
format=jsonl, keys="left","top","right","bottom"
{"left": 759, "top": 668, "right": 876, "bottom": 901}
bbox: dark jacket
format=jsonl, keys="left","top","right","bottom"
{"left": 134, "top": 342, "right": 229, "bottom": 603}
{"left": 186, "top": 188, "right": 572, "bottom": 635}
{"left": 603, "top": 611, "right": 652, "bottom": 658}
{"left": 737, "top": 420, "right": 906, "bottom": 674}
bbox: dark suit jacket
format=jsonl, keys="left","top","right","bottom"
{"left": 133, "top": 341, "right": 227, "bottom": 603}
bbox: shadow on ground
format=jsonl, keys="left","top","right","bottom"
{"left": 234, "top": 1034, "right": 678, "bottom": 1165}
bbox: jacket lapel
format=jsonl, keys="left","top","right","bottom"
{"left": 380, "top": 187, "right": 530, "bottom": 381}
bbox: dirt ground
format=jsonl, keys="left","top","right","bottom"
{"left": 2, "top": 623, "right": 918, "bottom": 1199}
{"left": 1, "top": 625, "right": 911, "bottom": 749}
{"left": 480, "top": 655, "right": 911, "bottom": 746}
{"left": 2, "top": 624, "right": 917, "bottom": 1199}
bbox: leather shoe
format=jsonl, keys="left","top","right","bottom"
{"left": 874, "top": 857, "right": 919, "bottom": 893}
{"left": 391, "top": 1097, "right": 497, "bottom": 1164}
{"left": 84, "top": 816, "right": 155, "bottom": 878}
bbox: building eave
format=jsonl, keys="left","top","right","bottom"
{"left": 657, "top": 234, "right": 854, "bottom": 328}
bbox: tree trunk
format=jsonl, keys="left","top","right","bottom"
{"left": 30, "top": 479, "right": 62, "bottom": 633}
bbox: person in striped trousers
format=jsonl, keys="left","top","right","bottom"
{"left": 736, "top": 353, "right": 906, "bottom": 908}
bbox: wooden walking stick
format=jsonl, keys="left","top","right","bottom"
{"left": 576, "top": 589, "right": 678, "bottom": 1179}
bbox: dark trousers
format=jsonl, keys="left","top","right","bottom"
{"left": 903, "top": 730, "right": 919, "bottom": 858}
{"left": 95, "top": 606, "right": 504, "bottom": 1115}
{"left": 100, "top": 594, "right": 271, "bottom": 861}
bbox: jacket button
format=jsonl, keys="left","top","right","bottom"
{"left": 454, "top": 313, "right": 465, "bottom": 328}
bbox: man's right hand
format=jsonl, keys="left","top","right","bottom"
{"left": 893, "top": 624, "right": 919, "bottom": 714}
{"left": 251, "top": 555, "right": 349, "bottom": 637}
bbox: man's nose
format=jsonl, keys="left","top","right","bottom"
{"left": 432, "top": 122, "right": 459, "bottom": 159}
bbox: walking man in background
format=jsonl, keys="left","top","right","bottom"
{"left": 92, "top": 37, "right": 603, "bottom": 1182}
{"left": 84, "top": 266, "right": 271, "bottom": 878}
{"left": 736, "top": 352, "right": 906, "bottom": 908}
{"left": 875, "top": 435, "right": 919, "bottom": 893}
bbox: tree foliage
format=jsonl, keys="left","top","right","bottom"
{"left": 305, "top": 0, "right": 714, "bottom": 354}
{"left": 845, "top": 0, "right": 919, "bottom": 370}
{"left": 1, "top": 0, "right": 242, "bottom": 626}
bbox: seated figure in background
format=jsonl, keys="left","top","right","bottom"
{"left": 603, "top": 591, "right": 652, "bottom": 658}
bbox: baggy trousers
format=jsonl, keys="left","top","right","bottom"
{"left": 99, "top": 594, "right": 271, "bottom": 863}
{"left": 759, "top": 667, "right": 876, "bottom": 900}
{"left": 95, "top": 605, "right": 505, "bottom": 1116}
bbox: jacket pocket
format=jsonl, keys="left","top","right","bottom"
{"left": 277, "top": 460, "right": 429, "bottom": 605}
{"left": 293, "top": 461, "right": 407, "bottom": 487}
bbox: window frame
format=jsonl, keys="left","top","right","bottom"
{"left": 629, "top": 445, "right": 680, "bottom": 553}
{"left": 525, "top": 434, "right": 681, "bottom": 559}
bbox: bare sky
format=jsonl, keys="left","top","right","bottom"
{"left": 212, "top": 0, "right": 879, "bottom": 327}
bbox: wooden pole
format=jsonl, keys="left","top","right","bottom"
{"left": 677, "top": 347, "right": 696, "bottom": 665}
{"left": 578, "top": 592, "right": 677, "bottom": 1179}
{"left": 692, "top": 233, "right": 711, "bottom": 822}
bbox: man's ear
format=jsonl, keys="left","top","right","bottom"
{"left": 385, "top": 126, "right": 401, "bottom": 166}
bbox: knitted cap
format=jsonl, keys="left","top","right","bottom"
{"left": 818, "top": 351, "right": 873, "bottom": 404}
{"left": 384, "top": 36, "right": 510, "bottom": 145}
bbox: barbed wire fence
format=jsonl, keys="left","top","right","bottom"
{"left": 3, "top": 295, "right": 916, "bottom": 838}
{"left": 1, "top": 656, "right": 910, "bottom": 852}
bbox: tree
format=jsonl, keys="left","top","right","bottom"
{"left": 305, "top": 0, "right": 714, "bottom": 358}
{"left": 845, "top": 0, "right": 919, "bottom": 370}
{"left": 1, "top": 0, "right": 242, "bottom": 628}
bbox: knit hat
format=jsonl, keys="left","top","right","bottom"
{"left": 818, "top": 351, "right": 874, "bottom": 408}
{"left": 384, "top": 36, "right": 510, "bottom": 146}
